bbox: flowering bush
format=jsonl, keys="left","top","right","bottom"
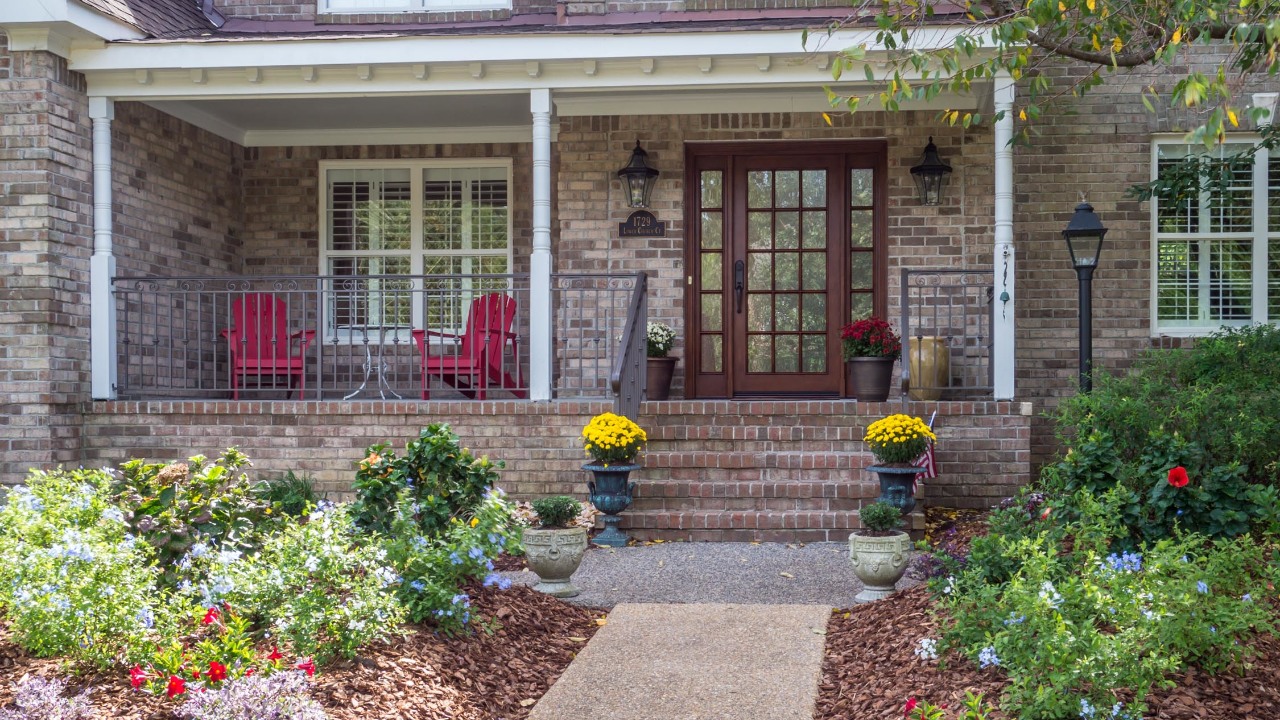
{"left": 382, "top": 488, "right": 517, "bottom": 634}
{"left": 582, "top": 412, "right": 647, "bottom": 465}
{"left": 863, "top": 414, "right": 935, "bottom": 465}
{"left": 0, "top": 467, "right": 188, "bottom": 668}
{"left": 646, "top": 321, "right": 676, "bottom": 358}
{"left": 189, "top": 504, "right": 405, "bottom": 664}
{"left": 179, "top": 671, "right": 327, "bottom": 720}
{"left": 933, "top": 488, "right": 1279, "bottom": 720}
{"left": 902, "top": 692, "right": 995, "bottom": 720}
{"left": 0, "top": 677, "right": 95, "bottom": 720}
{"left": 840, "top": 317, "right": 901, "bottom": 360}
{"left": 114, "top": 449, "right": 269, "bottom": 587}
{"left": 351, "top": 424, "right": 502, "bottom": 536}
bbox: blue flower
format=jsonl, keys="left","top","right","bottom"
{"left": 449, "top": 552, "right": 463, "bottom": 565}
{"left": 468, "top": 546, "right": 486, "bottom": 560}
{"left": 136, "top": 607, "right": 155, "bottom": 629}
{"left": 1104, "top": 551, "right": 1143, "bottom": 573}
{"left": 1242, "top": 593, "right": 1253, "bottom": 603}
{"left": 1197, "top": 581, "right": 1209, "bottom": 594}
{"left": 1002, "top": 614, "right": 1026, "bottom": 626}
{"left": 1080, "top": 698, "right": 1096, "bottom": 719}
{"left": 978, "top": 646, "right": 1000, "bottom": 669}
{"left": 409, "top": 580, "right": 426, "bottom": 592}
{"left": 483, "top": 573, "right": 512, "bottom": 590}
{"left": 488, "top": 533, "right": 505, "bottom": 547}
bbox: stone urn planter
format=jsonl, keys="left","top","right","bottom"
{"left": 522, "top": 525, "right": 589, "bottom": 598}
{"left": 848, "top": 530, "right": 914, "bottom": 603}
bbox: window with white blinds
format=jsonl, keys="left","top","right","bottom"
{"left": 1152, "top": 141, "right": 1279, "bottom": 333}
{"left": 320, "top": 161, "right": 512, "bottom": 338}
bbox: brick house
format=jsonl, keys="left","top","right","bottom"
{"left": 1, "top": 0, "right": 1276, "bottom": 541}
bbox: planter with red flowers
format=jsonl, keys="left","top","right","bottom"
{"left": 840, "top": 317, "right": 902, "bottom": 402}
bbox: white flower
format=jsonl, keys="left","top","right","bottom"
{"left": 1039, "top": 581, "right": 1063, "bottom": 609}
{"left": 914, "top": 637, "right": 939, "bottom": 661}
{"left": 943, "top": 576, "right": 957, "bottom": 595}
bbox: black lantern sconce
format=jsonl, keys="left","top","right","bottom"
{"left": 1061, "top": 200, "right": 1108, "bottom": 393}
{"left": 909, "top": 136, "right": 953, "bottom": 206}
{"left": 617, "top": 140, "right": 660, "bottom": 209}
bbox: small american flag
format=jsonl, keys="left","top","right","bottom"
{"left": 911, "top": 411, "right": 938, "bottom": 492}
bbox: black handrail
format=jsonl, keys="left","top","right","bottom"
{"left": 609, "top": 272, "right": 648, "bottom": 420}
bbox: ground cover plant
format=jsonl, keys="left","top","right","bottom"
{"left": 0, "top": 423, "right": 549, "bottom": 718}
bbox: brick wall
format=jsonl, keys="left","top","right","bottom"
{"left": 0, "top": 34, "right": 92, "bottom": 482}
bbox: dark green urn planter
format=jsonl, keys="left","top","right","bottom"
{"left": 584, "top": 462, "right": 639, "bottom": 547}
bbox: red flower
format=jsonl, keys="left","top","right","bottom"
{"left": 1040, "top": 506, "right": 1052, "bottom": 520}
{"left": 1168, "top": 466, "right": 1190, "bottom": 488}
{"left": 295, "top": 658, "right": 316, "bottom": 677}
{"left": 129, "top": 665, "right": 148, "bottom": 690}
{"left": 166, "top": 675, "right": 186, "bottom": 699}
{"left": 191, "top": 668, "right": 200, "bottom": 680}
{"left": 207, "top": 661, "right": 227, "bottom": 683}
{"left": 904, "top": 697, "right": 918, "bottom": 716}
{"left": 245, "top": 668, "right": 256, "bottom": 677}
{"left": 268, "top": 646, "right": 284, "bottom": 662}
{"left": 202, "top": 607, "right": 221, "bottom": 625}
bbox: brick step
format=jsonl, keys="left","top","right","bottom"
{"left": 640, "top": 450, "right": 875, "bottom": 472}
{"left": 613, "top": 508, "right": 924, "bottom": 544}
{"left": 632, "top": 478, "right": 879, "bottom": 503}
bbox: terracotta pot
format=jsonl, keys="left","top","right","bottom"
{"left": 646, "top": 356, "right": 678, "bottom": 400}
{"left": 907, "top": 336, "right": 950, "bottom": 401}
{"left": 845, "top": 356, "right": 895, "bottom": 402}
{"left": 848, "top": 529, "right": 913, "bottom": 603}
{"left": 522, "top": 526, "right": 588, "bottom": 598}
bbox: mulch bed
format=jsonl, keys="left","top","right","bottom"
{"left": 0, "top": 583, "right": 602, "bottom": 719}
{"left": 816, "top": 508, "right": 1280, "bottom": 720}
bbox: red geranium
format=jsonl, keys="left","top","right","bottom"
{"left": 1168, "top": 466, "right": 1190, "bottom": 488}
{"left": 903, "top": 697, "right": 918, "bottom": 716}
{"left": 295, "top": 658, "right": 316, "bottom": 677}
{"left": 268, "top": 646, "right": 284, "bottom": 662}
{"left": 129, "top": 665, "right": 148, "bottom": 690}
{"left": 207, "top": 661, "right": 228, "bottom": 683}
{"left": 166, "top": 675, "right": 186, "bottom": 699}
{"left": 840, "top": 317, "right": 902, "bottom": 360}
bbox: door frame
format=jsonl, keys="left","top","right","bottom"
{"left": 683, "top": 140, "right": 889, "bottom": 399}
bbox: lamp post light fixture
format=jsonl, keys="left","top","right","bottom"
{"left": 909, "top": 136, "right": 953, "bottom": 206}
{"left": 1061, "top": 201, "right": 1108, "bottom": 393}
{"left": 617, "top": 139, "right": 660, "bottom": 209}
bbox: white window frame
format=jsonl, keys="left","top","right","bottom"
{"left": 318, "top": 0, "right": 510, "bottom": 14}
{"left": 1149, "top": 135, "right": 1276, "bottom": 336}
{"left": 318, "top": 158, "right": 515, "bottom": 343}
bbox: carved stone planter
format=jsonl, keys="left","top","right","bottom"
{"left": 522, "top": 526, "right": 589, "bottom": 598}
{"left": 848, "top": 530, "right": 913, "bottom": 603}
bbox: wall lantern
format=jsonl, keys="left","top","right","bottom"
{"left": 1061, "top": 200, "right": 1108, "bottom": 393}
{"left": 617, "top": 140, "right": 660, "bottom": 209}
{"left": 909, "top": 136, "right": 953, "bottom": 206}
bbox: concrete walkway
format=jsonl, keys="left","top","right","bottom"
{"left": 528, "top": 602, "right": 831, "bottom": 720}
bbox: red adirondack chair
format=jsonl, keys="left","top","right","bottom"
{"left": 412, "top": 293, "right": 525, "bottom": 400}
{"left": 220, "top": 294, "right": 316, "bottom": 400}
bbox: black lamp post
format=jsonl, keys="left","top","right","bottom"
{"left": 909, "top": 136, "right": 953, "bottom": 206}
{"left": 617, "top": 140, "right": 660, "bottom": 208}
{"left": 1062, "top": 201, "right": 1108, "bottom": 392}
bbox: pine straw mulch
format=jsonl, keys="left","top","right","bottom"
{"left": 0, "top": 582, "right": 603, "bottom": 719}
{"left": 816, "top": 507, "right": 1280, "bottom": 720}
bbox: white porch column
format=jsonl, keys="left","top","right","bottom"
{"left": 89, "top": 97, "right": 117, "bottom": 400}
{"left": 992, "top": 75, "right": 1016, "bottom": 400}
{"left": 529, "top": 88, "right": 553, "bottom": 401}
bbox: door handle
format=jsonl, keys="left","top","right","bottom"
{"left": 734, "top": 260, "right": 745, "bottom": 314}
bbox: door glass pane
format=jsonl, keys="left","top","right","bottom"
{"left": 802, "top": 170, "right": 826, "bottom": 208}
{"left": 747, "top": 335, "right": 771, "bottom": 372}
{"left": 748, "top": 212, "right": 772, "bottom": 249}
{"left": 775, "top": 171, "right": 800, "bottom": 208}
{"left": 850, "top": 293, "right": 873, "bottom": 320}
{"left": 701, "top": 170, "right": 724, "bottom": 209}
{"left": 701, "top": 212, "right": 723, "bottom": 249}
{"left": 747, "top": 253, "right": 772, "bottom": 290}
{"left": 701, "top": 252, "right": 723, "bottom": 290}
{"left": 747, "top": 294, "right": 772, "bottom": 331}
{"left": 776, "top": 212, "right": 799, "bottom": 249}
{"left": 775, "top": 335, "right": 799, "bottom": 373}
{"left": 802, "top": 212, "right": 827, "bottom": 249}
{"left": 851, "top": 252, "right": 873, "bottom": 288}
{"left": 851, "top": 169, "right": 874, "bottom": 206}
{"left": 802, "top": 254, "right": 826, "bottom": 290}
{"left": 802, "top": 294, "right": 825, "bottom": 331}
{"left": 775, "top": 253, "right": 799, "bottom": 290}
{"left": 747, "top": 171, "right": 772, "bottom": 208}
{"left": 851, "top": 210, "right": 873, "bottom": 248}
{"left": 802, "top": 335, "right": 826, "bottom": 372}
{"left": 701, "top": 294, "right": 723, "bottom": 332}
{"left": 701, "top": 335, "right": 723, "bottom": 372}
{"left": 776, "top": 294, "right": 799, "bottom": 331}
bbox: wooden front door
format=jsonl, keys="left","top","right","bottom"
{"left": 685, "top": 142, "right": 885, "bottom": 398}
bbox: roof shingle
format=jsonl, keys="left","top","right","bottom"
{"left": 76, "top": 0, "right": 216, "bottom": 38}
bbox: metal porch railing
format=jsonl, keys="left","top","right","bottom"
{"left": 899, "top": 268, "right": 995, "bottom": 399}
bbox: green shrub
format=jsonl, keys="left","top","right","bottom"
{"left": 191, "top": 503, "right": 405, "bottom": 664}
{"left": 531, "top": 496, "right": 581, "bottom": 528}
{"left": 255, "top": 470, "right": 319, "bottom": 518}
{"left": 857, "top": 502, "right": 902, "bottom": 534}
{"left": 351, "top": 424, "right": 502, "bottom": 536}
{"left": 0, "top": 468, "right": 189, "bottom": 668}
{"left": 115, "top": 449, "right": 269, "bottom": 586}
{"left": 932, "top": 489, "right": 1279, "bottom": 720}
